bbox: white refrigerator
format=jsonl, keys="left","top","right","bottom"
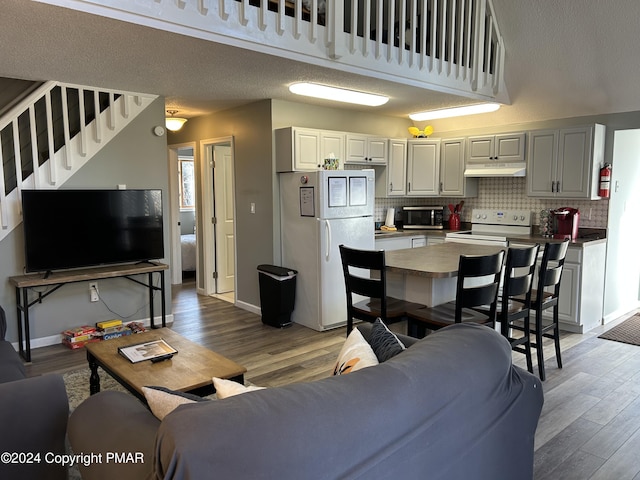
{"left": 280, "top": 169, "right": 375, "bottom": 331}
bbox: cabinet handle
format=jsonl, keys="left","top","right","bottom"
{"left": 389, "top": 182, "right": 393, "bottom": 190}
{"left": 408, "top": 182, "right": 411, "bottom": 192}
{"left": 556, "top": 181, "right": 561, "bottom": 192}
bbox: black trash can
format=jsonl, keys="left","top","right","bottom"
{"left": 257, "top": 264, "right": 298, "bottom": 328}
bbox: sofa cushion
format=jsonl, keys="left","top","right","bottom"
{"left": 213, "top": 377, "right": 265, "bottom": 399}
{"left": 369, "top": 318, "right": 406, "bottom": 362}
{"left": 142, "top": 386, "right": 209, "bottom": 420}
{"left": 333, "top": 327, "right": 379, "bottom": 375}
{"left": 0, "top": 341, "right": 26, "bottom": 383}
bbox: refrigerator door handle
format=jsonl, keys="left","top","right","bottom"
{"left": 324, "top": 219, "right": 332, "bottom": 262}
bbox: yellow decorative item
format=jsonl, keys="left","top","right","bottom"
{"left": 408, "top": 126, "right": 434, "bottom": 138}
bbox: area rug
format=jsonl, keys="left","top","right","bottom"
{"left": 63, "top": 367, "right": 127, "bottom": 412}
{"left": 598, "top": 314, "right": 640, "bottom": 346}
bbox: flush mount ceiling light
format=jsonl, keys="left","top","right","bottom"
{"left": 165, "top": 110, "right": 188, "bottom": 131}
{"left": 289, "top": 82, "right": 389, "bottom": 107}
{"left": 409, "top": 103, "right": 501, "bottom": 121}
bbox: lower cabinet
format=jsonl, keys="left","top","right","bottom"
{"left": 375, "top": 235, "right": 429, "bottom": 251}
{"left": 535, "top": 243, "right": 606, "bottom": 333}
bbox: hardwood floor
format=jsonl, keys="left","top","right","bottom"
{"left": 24, "top": 281, "right": 640, "bottom": 479}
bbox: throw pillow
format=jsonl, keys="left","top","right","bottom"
{"left": 142, "top": 386, "right": 209, "bottom": 421}
{"left": 333, "top": 327, "right": 379, "bottom": 375}
{"left": 213, "top": 377, "right": 265, "bottom": 399}
{"left": 369, "top": 318, "right": 406, "bottom": 362}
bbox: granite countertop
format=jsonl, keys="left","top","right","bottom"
{"left": 375, "top": 228, "right": 607, "bottom": 247}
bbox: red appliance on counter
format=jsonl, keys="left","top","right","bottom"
{"left": 552, "top": 207, "right": 580, "bottom": 240}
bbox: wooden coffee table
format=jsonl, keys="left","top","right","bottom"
{"left": 85, "top": 328, "right": 246, "bottom": 402}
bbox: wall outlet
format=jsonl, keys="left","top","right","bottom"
{"left": 89, "top": 282, "right": 99, "bottom": 302}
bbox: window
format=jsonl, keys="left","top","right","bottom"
{"left": 178, "top": 156, "right": 195, "bottom": 209}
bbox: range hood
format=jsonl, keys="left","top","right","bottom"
{"left": 464, "top": 162, "right": 526, "bottom": 177}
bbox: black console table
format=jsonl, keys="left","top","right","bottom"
{"left": 9, "top": 262, "right": 168, "bottom": 362}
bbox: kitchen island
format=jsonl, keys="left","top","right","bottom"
{"left": 384, "top": 243, "right": 505, "bottom": 307}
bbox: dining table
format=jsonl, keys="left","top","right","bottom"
{"left": 383, "top": 243, "right": 506, "bottom": 307}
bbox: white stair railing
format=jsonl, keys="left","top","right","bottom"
{"left": 0, "top": 82, "right": 157, "bottom": 242}
{"left": 39, "top": 0, "right": 507, "bottom": 101}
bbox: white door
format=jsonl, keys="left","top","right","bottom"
{"left": 213, "top": 144, "right": 235, "bottom": 293}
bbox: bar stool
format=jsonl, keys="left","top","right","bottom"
{"left": 339, "top": 245, "right": 426, "bottom": 335}
{"left": 520, "top": 240, "right": 569, "bottom": 381}
{"left": 496, "top": 244, "right": 540, "bottom": 374}
{"left": 406, "top": 251, "right": 505, "bottom": 338}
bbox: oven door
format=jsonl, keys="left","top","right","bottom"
{"left": 445, "top": 232, "right": 509, "bottom": 247}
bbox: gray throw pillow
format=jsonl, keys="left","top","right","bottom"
{"left": 369, "top": 318, "right": 406, "bottom": 362}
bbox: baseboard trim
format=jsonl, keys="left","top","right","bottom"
{"left": 235, "top": 300, "right": 261, "bottom": 316}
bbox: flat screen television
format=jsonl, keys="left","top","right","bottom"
{"left": 22, "top": 189, "right": 164, "bottom": 273}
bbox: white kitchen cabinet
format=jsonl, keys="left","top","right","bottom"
{"left": 411, "top": 236, "right": 427, "bottom": 248}
{"left": 426, "top": 236, "right": 445, "bottom": 245}
{"left": 375, "top": 236, "right": 412, "bottom": 251}
{"left": 275, "top": 127, "right": 345, "bottom": 172}
{"left": 407, "top": 139, "right": 441, "bottom": 196}
{"left": 440, "top": 138, "right": 478, "bottom": 197}
{"left": 527, "top": 124, "right": 605, "bottom": 199}
{"left": 534, "top": 242, "right": 606, "bottom": 333}
{"left": 467, "top": 132, "right": 525, "bottom": 163}
{"left": 345, "top": 134, "right": 388, "bottom": 165}
{"left": 375, "top": 139, "right": 407, "bottom": 197}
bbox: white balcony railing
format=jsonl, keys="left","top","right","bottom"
{"left": 41, "top": 0, "right": 507, "bottom": 101}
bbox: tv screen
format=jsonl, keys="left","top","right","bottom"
{"left": 22, "top": 189, "right": 164, "bottom": 273}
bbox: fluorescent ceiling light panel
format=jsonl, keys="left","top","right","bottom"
{"left": 289, "top": 82, "right": 389, "bottom": 107}
{"left": 409, "top": 103, "right": 501, "bottom": 121}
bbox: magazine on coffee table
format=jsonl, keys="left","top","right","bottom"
{"left": 118, "top": 339, "right": 178, "bottom": 363}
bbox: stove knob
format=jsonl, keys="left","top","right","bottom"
{"left": 520, "top": 215, "right": 526, "bottom": 221}
{"left": 475, "top": 214, "right": 481, "bottom": 219}
{"left": 513, "top": 215, "right": 518, "bottom": 221}
{"left": 482, "top": 214, "right": 487, "bottom": 219}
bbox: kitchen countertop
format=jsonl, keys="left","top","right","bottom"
{"left": 375, "top": 228, "right": 607, "bottom": 247}
{"left": 384, "top": 243, "right": 506, "bottom": 278}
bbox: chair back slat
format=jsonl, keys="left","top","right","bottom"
{"left": 455, "top": 250, "right": 505, "bottom": 323}
{"left": 537, "top": 240, "right": 569, "bottom": 299}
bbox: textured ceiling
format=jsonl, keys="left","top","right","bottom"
{"left": 2, "top": 0, "right": 640, "bottom": 130}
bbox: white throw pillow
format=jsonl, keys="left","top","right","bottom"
{"left": 213, "top": 377, "right": 265, "bottom": 399}
{"left": 333, "top": 328, "right": 379, "bottom": 375}
{"left": 142, "top": 386, "right": 207, "bottom": 420}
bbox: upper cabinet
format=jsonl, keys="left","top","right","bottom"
{"left": 407, "top": 140, "right": 441, "bottom": 196}
{"left": 440, "top": 138, "right": 478, "bottom": 197}
{"left": 275, "top": 127, "right": 345, "bottom": 172}
{"left": 345, "top": 134, "right": 388, "bottom": 165}
{"left": 527, "top": 124, "right": 605, "bottom": 199}
{"left": 467, "top": 133, "right": 526, "bottom": 163}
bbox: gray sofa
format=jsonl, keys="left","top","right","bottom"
{"left": 0, "top": 306, "right": 69, "bottom": 480}
{"left": 69, "top": 323, "right": 543, "bottom": 480}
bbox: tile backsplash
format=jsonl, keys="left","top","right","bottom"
{"left": 375, "top": 177, "right": 608, "bottom": 229}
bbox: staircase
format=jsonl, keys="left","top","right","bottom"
{"left": 0, "top": 81, "right": 158, "bottom": 243}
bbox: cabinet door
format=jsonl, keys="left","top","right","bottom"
{"left": 407, "top": 141, "right": 440, "bottom": 196}
{"left": 551, "top": 262, "right": 580, "bottom": 325}
{"left": 557, "top": 126, "right": 592, "bottom": 198}
{"left": 367, "top": 137, "right": 388, "bottom": 164}
{"left": 345, "top": 135, "right": 367, "bottom": 163}
{"left": 440, "top": 138, "right": 465, "bottom": 196}
{"left": 527, "top": 130, "right": 558, "bottom": 197}
{"left": 467, "top": 135, "right": 494, "bottom": 163}
{"left": 320, "top": 131, "right": 345, "bottom": 167}
{"left": 294, "top": 129, "right": 321, "bottom": 170}
{"left": 495, "top": 133, "right": 526, "bottom": 162}
{"left": 411, "top": 236, "right": 427, "bottom": 248}
{"left": 387, "top": 139, "right": 407, "bottom": 196}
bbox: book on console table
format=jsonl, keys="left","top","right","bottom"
{"left": 118, "top": 339, "right": 178, "bottom": 363}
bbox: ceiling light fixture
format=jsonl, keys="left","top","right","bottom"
{"left": 289, "top": 82, "right": 389, "bottom": 107}
{"left": 409, "top": 103, "right": 501, "bottom": 121}
{"left": 165, "top": 110, "right": 188, "bottom": 131}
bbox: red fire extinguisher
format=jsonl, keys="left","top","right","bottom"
{"left": 599, "top": 163, "right": 611, "bottom": 198}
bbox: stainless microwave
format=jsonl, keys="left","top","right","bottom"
{"left": 401, "top": 206, "right": 444, "bottom": 229}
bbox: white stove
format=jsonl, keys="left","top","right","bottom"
{"left": 445, "top": 209, "right": 532, "bottom": 246}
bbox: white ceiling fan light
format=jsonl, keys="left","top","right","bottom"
{"left": 409, "top": 103, "right": 501, "bottom": 121}
{"left": 288, "top": 82, "right": 389, "bottom": 107}
{"left": 165, "top": 110, "right": 188, "bottom": 131}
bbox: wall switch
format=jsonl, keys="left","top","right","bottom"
{"left": 89, "top": 282, "right": 99, "bottom": 302}
{"left": 250, "top": 202, "right": 256, "bottom": 214}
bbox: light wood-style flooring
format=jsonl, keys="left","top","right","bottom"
{"left": 24, "top": 281, "right": 640, "bottom": 479}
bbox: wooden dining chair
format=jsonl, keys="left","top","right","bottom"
{"left": 495, "top": 244, "right": 540, "bottom": 374}
{"left": 339, "top": 245, "right": 425, "bottom": 335}
{"left": 517, "top": 240, "right": 569, "bottom": 381}
{"left": 406, "top": 250, "right": 505, "bottom": 338}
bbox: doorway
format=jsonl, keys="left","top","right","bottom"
{"left": 201, "top": 137, "right": 236, "bottom": 301}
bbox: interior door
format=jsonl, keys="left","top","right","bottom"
{"left": 214, "top": 144, "right": 235, "bottom": 293}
